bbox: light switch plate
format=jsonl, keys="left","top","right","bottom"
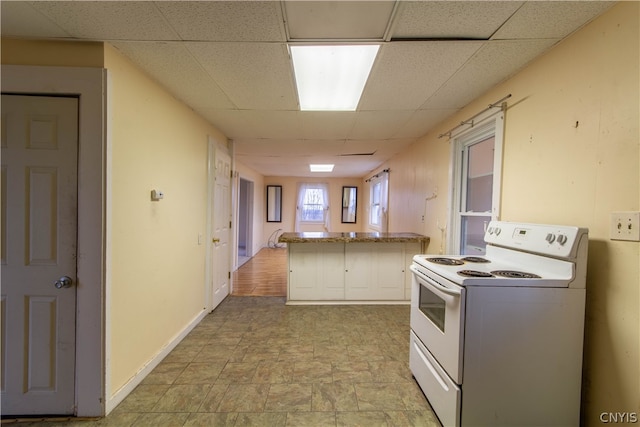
{"left": 610, "top": 212, "right": 640, "bottom": 241}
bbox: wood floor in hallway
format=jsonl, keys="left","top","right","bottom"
{"left": 232, "top": 247, "right": 287, "bottom": 297}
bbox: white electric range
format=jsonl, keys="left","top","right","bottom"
{"left": 409, "top": 221, "right": 588, "bottom": 426}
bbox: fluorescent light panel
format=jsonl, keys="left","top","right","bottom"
{"left": 291, "top": 44, "right": 380, "bottom": 111}
{"left": 310, "top": 164, "right": 334, "bottom": 172}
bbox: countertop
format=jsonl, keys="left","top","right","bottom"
{"left": 278, "top": 231, "right": 430, "bottom": 244}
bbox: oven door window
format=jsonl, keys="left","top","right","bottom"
{"left": 419, "top": 285, "right": 446, "bottom": 332}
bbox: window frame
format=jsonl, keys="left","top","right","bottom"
{"left": 448, "top": 113, "right": 504, "bottom": 254}
{"left": 295, "top": 182, "right": 331, "bottom": 232}
{"left": 368, "top": 173, "right": 388, "bottom": 232}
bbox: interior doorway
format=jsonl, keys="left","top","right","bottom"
{"left": 2, "top": 94, "right": 78, "bottom": 416}
{"left": 237, "top": 177, "right": 254, "bottom": 267}
{"left": 2, "top": 65, "right": 105, "bottom": 417}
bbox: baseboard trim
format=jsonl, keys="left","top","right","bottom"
{"left": 285, "top": 300, "right": 410, "bottom": 306}
{"left": 104, "top": 308, "right": 209, "bottom": 415}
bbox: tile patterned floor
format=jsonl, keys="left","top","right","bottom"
{"left": 11, "top": 296, "right": 441, "bottom": 426}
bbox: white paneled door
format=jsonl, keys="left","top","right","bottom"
{"left": 1, "top": 95, "right": 78, "bottom": 415}
{"left": 210, "top": 146, "right": 231, "bottom": 310}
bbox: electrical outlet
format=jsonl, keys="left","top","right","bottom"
{"left": 610, "top": 212, "right": 640, "bottom": 241}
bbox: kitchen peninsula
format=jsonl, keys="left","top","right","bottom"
{"left": 278, "top": 232, "right": 429, "bottom": 304}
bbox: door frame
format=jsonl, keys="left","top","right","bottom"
{"left": 2, "top": 65, "right": 106, "bottom": 417}
{"left": 235, "top": 176, "right": 254, "bottom": 267}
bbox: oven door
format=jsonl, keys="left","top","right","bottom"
{"left": 410, "top": 264, "right": 465, "bottom": 384}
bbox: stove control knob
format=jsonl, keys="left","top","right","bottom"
{"left": 557, "top": 234, "right": 568, "bottom": 245}
{"left": 545, "top": 233, "right": 556, "bottom": 243}
{"left": 495, "top": 227, "right": 501, "bottom": 236}
{"left": 487, "top": 227, "right": 494, "bottom": 235}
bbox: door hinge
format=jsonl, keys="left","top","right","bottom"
{"left": 228, "top": 271, "right": 231, "bottom": 279}
{"left": 229, "top": 220, "right": 232, "bottom": 228}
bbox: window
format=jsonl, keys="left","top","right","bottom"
{"left": 295, "top": 183, "right": 330, "bottom": 231}
{"left": 368, "top": 173, "right": 388, "bottom": 231}
{"left": 370, "top": 182, "right": 382, "bottom": 227}
{"left": 301, "top": 187, "right": 325, "bottom": 222}
{"left": 450, "top": 116, "right": 504, "bottom": 254}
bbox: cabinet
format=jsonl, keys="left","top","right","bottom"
{"left": 288, "top": 243, "right": 345, "bottom": 300}
{"left": 345, "top": 243, "right": 405, "bottom": 300}
{"left": 287, "top": 241, "right": 423, "bottom": 303}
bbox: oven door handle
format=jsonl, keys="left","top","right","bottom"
{"left": 410, "top": 265, "right": 462, "bottom": 297}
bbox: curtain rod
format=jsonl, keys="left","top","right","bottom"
{"left": 365, "top": 168, "right": 390, "bottom": 183}
{"left": 438, "top": 94, "right": 512, "bottom": 139}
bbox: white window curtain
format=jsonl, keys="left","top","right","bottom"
{"left": 295, "top": 182, "right": 330, "bottom": 232}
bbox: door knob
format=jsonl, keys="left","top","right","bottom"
{"left": 54, "top": 276, "right": 73, "bottom": 289}
{"left": 212, "top": 238, "right": 220, "bottom": 243}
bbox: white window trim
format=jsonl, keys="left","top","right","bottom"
{"left": 447, "top": 111, "right": 504, "bottom": 254}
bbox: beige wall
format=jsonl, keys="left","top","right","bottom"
{"left": 1, "top": 38, "right": 104, "bottom": 67}
{"left": 1, "top": 37, "right": 235, "bottom": 408}
{"left": 103, "top": 44, "right": 229, "bottom": 396}
{"left": 263, "top": 176, "right": 364, "bottom": 244}
{"left": 378, "top": 3, "right": 639, "bottom": 423}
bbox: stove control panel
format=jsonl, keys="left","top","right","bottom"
{"left": 485, "top": 221, "right": 588, "bottom": 259}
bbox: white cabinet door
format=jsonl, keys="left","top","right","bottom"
{"left": 288, "top": 243, "right": 344, "bottom": 300}
{"left": 345, "top": 243, "right": 405, "bottom": 300}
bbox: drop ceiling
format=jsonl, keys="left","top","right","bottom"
{"left": 1, "top": 1, "right": 614, "bottom": 177}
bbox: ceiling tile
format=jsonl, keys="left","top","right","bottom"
{"left": 111, "top": 42, "right": 236, "bottom": 110}
{"left": 395, "top": 109, "right": 459, "bottom": 139}
{"left": 155, "top": 1, "right": 286, "bottom": 42}
{"left": 284, "top": 1, "right": 396, "bottom": 40}
{"left": 349, "top": 111, "right": 416, "bottom": 139}
{"left": 0, "top": 0, "right": 614, "bottom": 178}
{"left": 199, "top": 110, "right": 304, "bottom": 140}
{"left": 0, "top": 2, "right": 70, "bottom": 38}
{"left": 360, "top": 41, "right": 482, "bottom": 110}
{"left": 234, "top": 154, "right": 310, "bottom": 177}
{"left": 300, "top": 112, "right": 357, "bottom": 139}
{"left": 29, "top": 1, "right": 179, "bottom": 40}
{"left": 234, "top": 137, "right": 385, "bottom": 177}
{"left": 422, "top": 39, "right": 558, "bottom": 109}
{"left": 493, "top": 1, "right": 615, "bottom": 40}
{"left": 374, "top": 138, "right": 419, "bottom": 157}
{"left": 186, "top": 42, "right": 298, "bottom": 110}
{"left": 391, "top": 1, "right": 523, "bottom": 40}
{"left": 235, "top": 138, "right": 340, "bottom": 156}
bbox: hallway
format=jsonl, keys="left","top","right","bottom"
{"left": 232, "top": 248, "right": 287, "bottom": 297}
{"left": 12, "top": 249, "right": 439, "bottom": 426}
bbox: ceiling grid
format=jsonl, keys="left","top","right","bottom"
{"left": 0, "top": 0, "right": 614, "bottom": 177}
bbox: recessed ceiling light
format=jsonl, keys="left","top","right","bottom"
{"left": 290, "top": 44, "right": 380, "bottom": 111}
{"left": 310, "top": 164, "right": 335, "bottom": 172}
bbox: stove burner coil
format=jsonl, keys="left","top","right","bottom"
{"left": 461, "top": 256, "right": 490, "bottom": 263}
{"left": 457, "top": 270, "right": 494, "bottom": 278}
{"left": 491, "top": 270, "right": 541, "bottom": 279}
{"left": 425, "top": 257, "right": 464, "bottom": 266}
